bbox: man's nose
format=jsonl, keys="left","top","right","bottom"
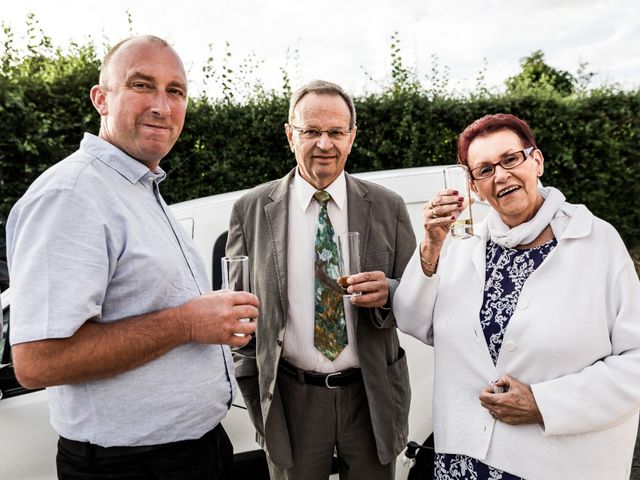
{"left": 315, "top": 132, "right": 334, "bottom": 150}
{"left": 150, "top": 91, "right": 172, "bottom": 116}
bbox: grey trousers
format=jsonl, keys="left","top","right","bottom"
{"left": 267, "top": 371, "right": 395, "bottom": 480}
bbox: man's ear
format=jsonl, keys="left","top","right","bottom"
{"left": 90, "top": 85, "right": 108, "bottom": 116}
{"left": 345, "top": 126, "right": 357, "bottom": 155}
{"left": 284, "top": 123, "right": 295, "bottom": 152}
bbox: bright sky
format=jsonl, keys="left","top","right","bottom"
{"left": 2, "top": 0, "right": 639, "bottom": 98}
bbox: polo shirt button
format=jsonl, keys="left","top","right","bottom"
{"left": 504, "top": 341, "right": 517, "bottom": 352}
{"left": 518, "top": 300, "right": 529, "bottom": 309}
{"left": 266, "top": 392, "right": 273, "bottom": 401}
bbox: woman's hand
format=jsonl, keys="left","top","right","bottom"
{"left": 419, "top": 189, "right": 467, "bottom": 275}
{"left": 422, "top": 189, "right": 466, "bottom": 245}
{"left": 479, "top": 375, "right": 544, "bottom": 425}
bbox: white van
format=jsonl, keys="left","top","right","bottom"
{"left": 0, "top": 165, "right": 489, "bottom": 479}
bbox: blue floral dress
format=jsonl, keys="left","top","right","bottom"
{"left": 433, "top": 238, "right": 557, "bottom": 480}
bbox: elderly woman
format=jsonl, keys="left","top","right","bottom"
{"left": 394, "top": 113, "right": 640, "bottom": 479}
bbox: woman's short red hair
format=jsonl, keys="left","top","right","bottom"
{"left": 457, "top": 114, "right": 538, "bottom": 166}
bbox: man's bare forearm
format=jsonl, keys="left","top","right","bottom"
{"left": 12, "top": 290, "right": 259, "bottom": 388}
{"left": 12, "top": 305, "right": 189, "bottom": 388}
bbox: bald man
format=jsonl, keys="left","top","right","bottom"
{"left": 6, "top": 35, "right": 258, "bottom": 479}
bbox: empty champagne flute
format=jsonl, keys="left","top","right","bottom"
{"left": 221, "top": 255, "right": 251, "bottom": 336}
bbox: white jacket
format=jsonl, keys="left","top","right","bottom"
{"left": 394, "top": 202, "right": 640, "bottom": 480}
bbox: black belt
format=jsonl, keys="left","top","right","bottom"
{"left": 279, "top": 358, "right": 362, "bottom": 389}
{"left": 59, "top": 425, "right": 224, "bottom": 459}
{"left": 59, "top": 436, "right": 161, "bottom": 458}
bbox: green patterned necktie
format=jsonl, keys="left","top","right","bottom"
{"left": 313, "top": 190, "right": 347, "bottom": 360}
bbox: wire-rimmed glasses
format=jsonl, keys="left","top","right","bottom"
{"left": 288, "top": 124, "right": 351, "bottom": 141}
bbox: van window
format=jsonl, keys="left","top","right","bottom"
{"left": 212, "top": 231, "right": 228, "bottom": 290}
{"left": 1, "top": 302, "right": 9, "bottom": 365}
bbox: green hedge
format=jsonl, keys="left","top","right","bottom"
{"left": 1, "top": 43, "right": 638, "bottom": 250}
{"left": 162, "top": 92, "right": 640, "bottom": 249}
{"left": 0, "top": 41, "right": 100, "bottom": 217}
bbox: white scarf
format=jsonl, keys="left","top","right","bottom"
{"left": 487, "top": 186, "right": 566, "bottom": 248}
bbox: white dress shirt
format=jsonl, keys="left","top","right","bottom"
{"left": 282, "top": 169, "right": 359, "bottom": 372}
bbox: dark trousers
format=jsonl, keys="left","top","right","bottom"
{"left": 267, "top": 372, "right": 394, "bottom": 480}
{"left": 56, "top": 424, "right": 233, "bottom": 480}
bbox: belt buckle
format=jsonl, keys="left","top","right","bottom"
{"left": 324, "top": 371, "right": 341, "bottom": 389}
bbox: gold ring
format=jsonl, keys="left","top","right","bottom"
{"left": 432, "top": 206, "right": 439, "bottom": 218}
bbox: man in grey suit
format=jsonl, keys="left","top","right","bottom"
{"left": 227, "top": 80, "right": 415, "bottom": 479}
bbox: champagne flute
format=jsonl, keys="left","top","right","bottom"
{"left": 221, "top": 255, "right": 251, "bottom": 336}
{"left": 443, "top": 165, "right": 474, "bottom": 238}
{"left": 336, "top": 232, "right": 362, "bottom": 298}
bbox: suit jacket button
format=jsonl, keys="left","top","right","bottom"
{"left": 276, "top": 339, "right": 283, "bottom": 347}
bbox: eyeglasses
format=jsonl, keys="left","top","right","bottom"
{"left": 469, "top": 146, "right": 535, "bottom": 180}
{"left": 289, "top": 124, "right": 351, "bottom": 141}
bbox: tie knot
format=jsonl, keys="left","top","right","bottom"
{"left": 313, "top": 190, "right": 332, "bottom": 206}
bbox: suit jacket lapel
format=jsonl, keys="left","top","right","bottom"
{"left": 346, "top": 174, "right": 372, "bottom": 334}
{"left": 264, "top": 169, "right": 295, "bottom": 323}
{"left": 346, "top": 174, "right": 372, "bottom": 259}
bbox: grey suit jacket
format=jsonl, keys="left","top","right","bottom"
{"left": 226, "top": 169, "right": 416, "bottom": 468}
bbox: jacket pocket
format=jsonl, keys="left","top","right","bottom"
{"left": 387, "top": 348, "right": 411, "bottom": 441}
{"left": 364, "top": 249, "right": 393, "bottom": 272}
